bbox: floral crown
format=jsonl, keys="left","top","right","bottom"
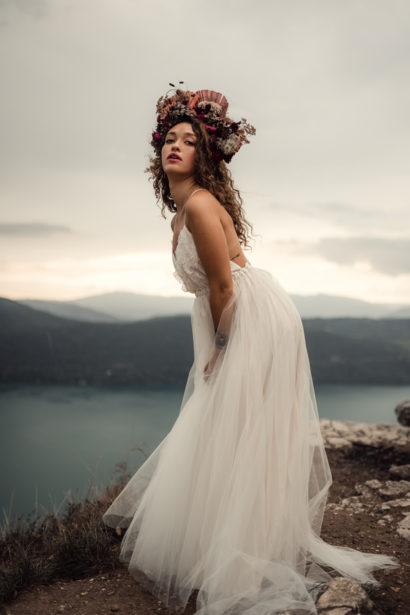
{"left": 151, "top": 82, "right": 256, "bottom": 164}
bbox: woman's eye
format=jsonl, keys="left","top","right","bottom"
{"left": 165, "top": 138, "right": 195, "bottom": 145}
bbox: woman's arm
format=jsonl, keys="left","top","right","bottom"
{"left": 185, "top": 194, "right": 233, "bottom": 330}
{"left": 185, "top": 193, "right": 236, "bottom": 381}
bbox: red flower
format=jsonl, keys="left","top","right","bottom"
{"left": 205, "top": 124, "right": 217, "bottom": 133}
{"left": 152, "top": 132, "right": 162, "bottom": 142}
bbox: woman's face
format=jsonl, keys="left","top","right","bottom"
{"left": 161, "top": 122, "right": 197, "bottom": 177}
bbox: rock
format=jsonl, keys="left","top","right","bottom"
{"left": 355, "top": 483, "right": 372, "bottom": 496}
{"left": 340, "top": 496, "right": 365, "bottom": 510}
{"left": 350, "top": 435, "right": 374, "bottom": 447}
{"left": 330, "top": 420, "right": 351, "bottom": 435}
{"left": 316, "top": 577, "right": 376, "bottom": 614}
{"left": 378, "top": 513, "right": 394, "bottom": 526}
{"left": 378, "top": 480, "right": 410, "bottom": 498}
{"left": 380, "top": 498, "right": 410, "bottom": 511}
{"left": 320, "top": 419, "right": 410, "bottom": 450}
{"left": 364, "top": 479, "right": 382, "bottom": 489}
{"left": 397, "top": 513, "right": 410, "bottom": 540}
{"left": 389, "top": 464, "right": 410, "bottom": 479}
{"left": 326, "top": 437, "right": 353, "bottom": 449}
{"left": 354, "top": 480, "right": 382, "bottom": 496}
{"left": 395, "top": 400, "right": 410, "bottom": 426}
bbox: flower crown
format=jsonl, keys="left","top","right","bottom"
{"left": 151, "top": 83, "right": 256, "bottom": 164}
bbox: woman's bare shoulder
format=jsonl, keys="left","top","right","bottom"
{"left": 185, "top": 189, "right": 222, "bottom": 227}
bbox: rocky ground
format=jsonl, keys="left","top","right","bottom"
{"left": 2, "top": 417, "right": 410, "bottom": 615}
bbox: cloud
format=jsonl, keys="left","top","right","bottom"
{"left": 0, "top": 0, "right": 49, "bottom": 25}
{"left": 270, "top": 201, "right": 410, "bottom": 233}
{"left": 290, "top": 236, "right": 410, "bottom": 276}
{"left": 0, "top": 222, "right": 72, "bottom": 236}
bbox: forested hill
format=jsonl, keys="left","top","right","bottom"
{"left": 0, "top": 297, "right": 193, "bottom": 385}
{"left": 1, "top": 297, "right": 410, "bottom": 385}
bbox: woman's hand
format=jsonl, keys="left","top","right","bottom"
{"left": 203, "top": 349, "right": 222, "bottom": 382}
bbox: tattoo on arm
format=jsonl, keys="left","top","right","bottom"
{"left": 215, "top": 329, "right": 228, "bottom": 348}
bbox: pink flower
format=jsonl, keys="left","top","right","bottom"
{"left": 153, "top": 132, "right": 162, "bottom": 142}
{"left": 205, "top": 124, "right": 217, "bottom": 133}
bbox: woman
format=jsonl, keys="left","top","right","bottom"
{"left": 103, "top": 87, "right": 398, "bottom": 615}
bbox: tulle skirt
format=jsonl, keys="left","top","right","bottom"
{"left": 103, "top": 263, "right": 398, "bottom": 614}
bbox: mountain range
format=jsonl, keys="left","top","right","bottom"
{"left": 1, "top": 296, "right": 410, "bottom": 386}
{"left": 18, "top": 291, "right": 410, "bottom": 323}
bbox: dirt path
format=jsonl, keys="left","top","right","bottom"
{"left": 2, "top": 568, "right": 195, "bottom": 615}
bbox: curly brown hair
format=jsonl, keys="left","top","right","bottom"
{"left": 144, "top": 115, "right": 253, "bottom": 248}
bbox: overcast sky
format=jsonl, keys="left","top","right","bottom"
{"left": 1, "top": 0, "right": 409, "bottom": 304}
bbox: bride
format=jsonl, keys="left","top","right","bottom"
{"left": 103, "top": 86, "right": 398, "bottom": 614}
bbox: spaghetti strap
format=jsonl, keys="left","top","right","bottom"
{"left": 186, "top": 187, "right": 206, "bottom": 200}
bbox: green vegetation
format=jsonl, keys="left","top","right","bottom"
{"left": 303, "top": 319, "right": 410, "bottom": 384}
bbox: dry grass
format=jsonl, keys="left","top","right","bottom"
{"left": 0, "top": 462, "right": 130, "bottom": 605}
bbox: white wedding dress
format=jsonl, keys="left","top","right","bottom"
{"left": 103, "top": 224, "right": 398, "bottom": 614}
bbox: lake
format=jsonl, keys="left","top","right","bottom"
{"left": 1, "top": 382, "right": 409, "bottom": 521}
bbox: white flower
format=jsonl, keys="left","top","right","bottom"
{"left": 216, "top": 133, "right": 241, "bottom": 155}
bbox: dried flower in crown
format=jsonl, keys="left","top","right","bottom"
{"left": 151, "top": 84, "right": 256, "bottom": 164}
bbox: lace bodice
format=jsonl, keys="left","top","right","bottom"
{"left": 172, "top": 225, "right": 247, "bottom": 296}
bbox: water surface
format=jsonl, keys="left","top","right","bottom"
{"left": 1, "top": 383, "right": 408, "bottom": 520}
